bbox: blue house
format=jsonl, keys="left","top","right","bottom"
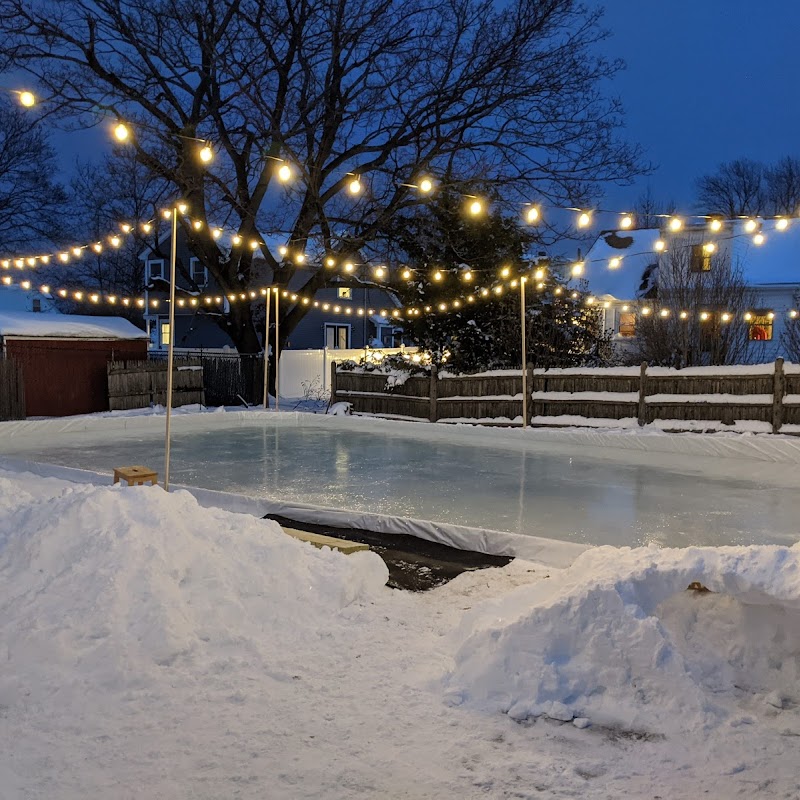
{"left": 139, "top": 230, "right": 403, "bottom": 352}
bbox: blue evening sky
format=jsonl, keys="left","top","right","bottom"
{"left": 597, "top": 0, "right": 800, "bottom": 211}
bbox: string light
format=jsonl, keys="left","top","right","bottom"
{"left": 348, "top": 176, "right": 362, "bottom": 195}
{"left": 753, "top": 233, "right": 765, "bottom": 245}
{"left": 744, "top": 219, "right": 758, "bottom": 233}
{"left": 776, "top": 218, "right": 789, "bottom": 231}
{"left": 609, "top": 257, "right": 621, "bottom": 269}
{"left": 199, "top": 144, "right": 214, "bottom": 163}
{"left": 18, "top": 90, "right": 35, "bottom": 107}
{"left": 433, "top": 270, "right": 443, "bottom": 281}
{"left": 418, "top": 177, "right": 434, "bottom": 194}
{"left": 277, "top": 163, "right": 292, "bottom": 182}
{"left": 654, "top": 239, "right": 666, "bottom": 252}
{"left": 571, "top": 262, "right": 584, "bottom": 276}
{"left": 668, "top": 217, "right": 683, "bottom": 232}
{"left": 619, "top": 214, "right": 633, "bottom": 229}
{"left": 577, "top": 211, "right": 591, "bottom": 228}
{"left": 468, "top": 199, "right": 483, "bottom": 216}
{"left": 703, "top": 242, "right": 716, "bottom": 254}
{"left": 526, "top": 206, "right": 540, "bottom": 224}
{"left": 113, "top": 122, "right": 130, "bottom": 142}
{"left": 709, "top": 218, "right": 723, "bottom": 232}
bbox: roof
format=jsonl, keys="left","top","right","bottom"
{"left": 582, "top": 229, "right": 663, "bottom": 299}
{"left": 583, "top": 219, "right": 800, "bottom": 300}
{"left": 0, "top": 311, "right": 148, "bottom": 340}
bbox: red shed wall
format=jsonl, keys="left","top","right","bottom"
{"left": 5, "top": 338, "right": 147, "bottom": 417}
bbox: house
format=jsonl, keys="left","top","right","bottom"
{"left": 582, "top": 219, "right": 800, "bottom": 363}
{"left": 0, "top": 311, "right": 148, "bottom": 416}
{"left": 139, "top": 230, "right": 404, "bottom": 352}
{"left": 0, "top": 282, "right": 58, "bottom": 314}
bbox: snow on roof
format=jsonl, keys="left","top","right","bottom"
{"left": 582, "top": 229, "right": 662, "bottom": 300}
{"left": 0, "top": 311, "right": 148, "bottom": 340}
{"left": 583, "top": 219, "right": 800, "bottom": 300}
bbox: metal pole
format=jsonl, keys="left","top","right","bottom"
{"left": 520, "top": 276, "right": 528, "bottom": 429}
{"left": 274, "top": 288, "right": 280, "bottom": 411}
{"left": 262, "top": 288, "right": 271, "bottom": 409}
{"left": 164, "top": 205, "right": 178, "bottom": 489}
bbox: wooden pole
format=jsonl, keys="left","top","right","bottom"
{"left": 773, "top": 357, "right": 785, "bottom": 434}
{"left": 164, "top": 205, "right": 178, "bottom": 490}
{"left": 274, "top": 288, "right": 280, "bottom": 411}
{"left": 521, "top": 277, "right": 528, "bottom": 428}
{"left": 429, "top": 364, "right": 438, "bottom": 422}
{"left": 262, "top": 288, "right": 271, "bottom": 409}
{"left": 637, "top": 361, "right": 648, "bottom": 427}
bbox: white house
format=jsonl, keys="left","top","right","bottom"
{"left": 582, "top": 219, "right": 800, "bottom": 363}
{"left": 0, "top": 283, "right": 58, "bottom": 315}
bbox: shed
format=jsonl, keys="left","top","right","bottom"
{"left": 0, "top": 312, "right": 148, "bottom": 417}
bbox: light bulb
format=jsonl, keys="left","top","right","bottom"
{"left": 433, "top": 270, "right": 443, "bottom": 281}
{"left": 776, "top": 218, "right": 789, "bottom": 231}
{"left": 212, "top": 228, "right": 222, "bottom": 240}
{"left": 402, "top": 268, "right": 412, "bottom": 280}
{"left": 18, "top": 90, "right": 35, "bottom": 107}
{"left": 374, "top": 266, "right": 385, "bottom": 278}
{"left": 703, "top": 242, "right": 716, "bottom": 253}
{"left": 654, "top": 239, "right": 666, "bottom": 252}
{"left": 577, "top": 211, "right": 591, "bottom": 228}
{"left": 619, "top": 214, "right": 633, "bottom": 229}
{"left": 744, "top": 218, "right": 757, "bottom": 233}
{"left": 571, "top": 262, "right": 584, "bottom": 276}
{"left": 177, "top": 202, "right": 188, "bottom": 214}
{"left": 193, "top": 220, "right": 203, "bottom": 230}
{"left": 753, "top": 233, "right": 765, "bottom": 245}
{"left": 709, "top": 218, "right": 723, "bottom": 232}
{"left": 418, "top": 177, "right": 433, "bottom": 193}
{"left": 609, "top": 257, "right": 621, "bottom": 269}
{"left": 326, "top": 257, "right": 336, "bottom": 268}
{"left": 278, "top": 245, "right": 288, "bottom": 256}
{"left": 526, "top": 206, "right": 540, "bottom": 224}
{"left": 232, "top": 235, "right": 242, "bottom": 246}
{"left": 463, "top": 270, "right": 472, "bottom": 281}
{"left": 469, "top": 199, "right": 483, "bottom": 216}
{"left": 110, "top": 236, "right": 121, "bottom": 247}
{"left": 278, "top": 163, "right": 292, "bottom": 182}
{"left": 668, "top": 217, "right": 682, "bottom": 231}
{"left": 199, "top": 145, "right": 213, "bottom": 163}
{"left": 113, "top": 122, "right": 130, "bottom": 142}
{"left": 500, "top": 266, "right": 510, "bottom": 278}
{"left": 348, "top": 177, "right": 362, "bottom": 195}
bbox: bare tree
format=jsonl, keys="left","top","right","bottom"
{"left": 0, "top": 97, "right": 67, "bottom": 251}
{"left": 764, "top": 156, "right": 800, "bottom": 216}
{"left": 0, "top": 0, "right": 644, "bottom": 354}
{"left": 631, "top": 186, "right": 676, "bottom": 229}
{"left": 634, "top": 247, "right": 763, "bottom": 367}
{"left": 781, "top": 292, "right": 800, "bottom": 362}
{"left": 695, "top": 158, "right": 766, "bottom": 217}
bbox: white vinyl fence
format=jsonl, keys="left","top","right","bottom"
{"left": 279, "top": 346, "right": 415, "bottom": 399}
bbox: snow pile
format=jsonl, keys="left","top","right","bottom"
{"left": 0, "top": 471, "right": 387, "bottom": 704}
{"left": 447, "top": 544, "right": 800, "bottom": 733}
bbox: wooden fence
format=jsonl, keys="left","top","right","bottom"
{"left": 108, "top": 358, "right": 205, "bottom": 411}
{"left": 332, "top": 359, "right": 800, "bottom": 433}
{"left": 332, "top": 364, "right": 533, "bottom": 425}
{"left": 0, "top": 359, "right": 25, "bottom": 421}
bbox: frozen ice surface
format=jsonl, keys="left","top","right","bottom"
{"left": 1, "top": 414, "right": 799, "bottom": 548}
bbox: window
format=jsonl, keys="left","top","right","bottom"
{"left": 190, "top": 257, "right": 208, "bottom": 286}
{"left": 377, "top": 325, "right": 397, "bottom": 347}
{"left": 160, "top": 322, "right": 171, "bottom": 346}
{"left": 690, "top": 244, "right": 712, "bottom": 273}
{"left": 325, "top": 323, "right": 350, "bottom": 349}
{"left": 618, "top": 311, "right": 636, "bottom": 338}
{"left": 748, "top": 314, "right": 773, "bottom": 341}
{"left": 337, "top": 287, "right": 352, "bottom": 299}
{"left": 32, "top": 298, "right": 41, "bottom": 313}
{"left": 147, "top": 259, "right": 165, "bottom": 281}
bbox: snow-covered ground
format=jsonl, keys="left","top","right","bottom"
{"left": 1, "top": 468, "right": 799, "bottom": 798}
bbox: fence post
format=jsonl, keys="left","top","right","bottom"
{"left": 773, "top": 357, "right": 785, "bottom": 434}
{"left": 330, "top": 359, "right": 337, "bottom": 405}
{"left": 526, "top": 363, "right": 534, "bottom": 427}
{"left": 429, "top": 364, "right": 438, "bottom": 422}
{"left": 637, "top": 361, "right": 648, "bottom": 427}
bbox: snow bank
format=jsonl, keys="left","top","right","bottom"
{"left": 0, "top": 470, "right": 388, "bottom": 705}
{"left": 447, "top": 544, "right": 800, "bottom": 733}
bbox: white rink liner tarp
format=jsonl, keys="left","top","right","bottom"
{"left": 1, "top": 410, "right": 800, "bottom": 554}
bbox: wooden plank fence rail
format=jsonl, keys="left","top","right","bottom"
{"left": 332, "top": 358, "right": 800, "bottom": 433}
{"left": 108, "top": 358, "right": 205, "bottom": 411}
{"left": 0, "top": 359, "right": 25, "bottom": 421}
